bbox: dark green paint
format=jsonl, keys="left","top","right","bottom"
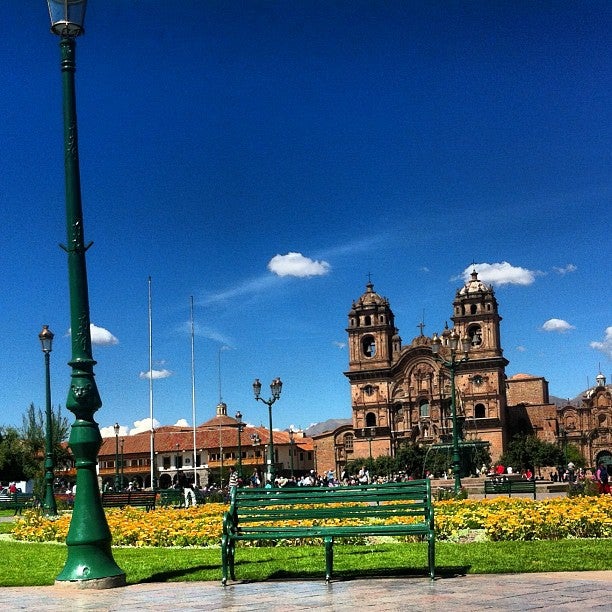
{"left": 54, "top": 36, "right": 125, "bottom": 586}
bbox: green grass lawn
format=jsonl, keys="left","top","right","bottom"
{"left": 0, "top": 539, "right": 610, "bottom": 587}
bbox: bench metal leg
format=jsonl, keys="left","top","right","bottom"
{"left": 428, "top": 534, "right": 435, "bottom": 580}
{"left": 221, "top": 535, "right": 229, "bottom": 585}
{"left": 324, "top": 536, "right": 334, "bottom": 581}
{"left": 229, "top": 541, "right": 236, "bottom": 581}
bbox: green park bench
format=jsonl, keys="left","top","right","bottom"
{"left": 158, "top": 488, "right": 206, "bottom": 508}
{"left": 158, "top": 489, "right": 184, "bottom": 507}
{"left": 0, "top": 493, "right": 36, "bottom": 515}
{"left": 101, "top": 491, "right": 157, "bottom": 511}
{"left": 484, "top": 478, "right": 536, "bottom": 499}
{"left": 221, "top": 479, "right": 435, "bottom": 584}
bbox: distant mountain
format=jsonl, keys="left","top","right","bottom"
{"left": 305, "top": 419, "right": 352, "bottom": 437}
{"left": 550, "top": 383, "right": 612, "bottom": 407}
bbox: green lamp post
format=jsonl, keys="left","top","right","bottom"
{"left": 253, "top": 378, "right": 282, "bottom": 484}
{"left": 250, "top": 433, "right": 262, "bottom": 477}
{"left": 431, "top": 329, "right": 471, "bottom": 495}
{"left": 289, "top": 428, "right": 295, "bottom": 479}
{"left": 235, "top": 411, "right": 244, "bottom": 480}
{"left": 47, "top": 0, "right": 125, "bottom": 587}
{"left": 113, "top": 423, "right": 121, "bottom": 492}
{"left": 39, "top": 325, "right": 58, "bottom": 516}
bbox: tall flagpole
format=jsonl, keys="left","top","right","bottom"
{"left": 148, "top": 277, "right": 155, "bottom": 489}
{"left": 190, "top": 296, "right": 197, "bottom": 487}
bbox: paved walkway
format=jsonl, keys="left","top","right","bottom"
{"left": 0, "top": 572, "right": 609, "bottom": 611}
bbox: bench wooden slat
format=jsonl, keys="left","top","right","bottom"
{"left": 0, "top": 493, "right": 36, "bottom": 515}
{"left": 221, "top": 480, "right": 435, "bottom": 584}
{"left": 484, "top": 479, "right": 536, "bottom": 499}
{"left": 101, "top": 491, "right": 157, "bottom": 510}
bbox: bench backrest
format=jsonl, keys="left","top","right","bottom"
{"left": 102, "top": 491, "right": 156, "bottom": 505}
{"left": 229, "top": 480, "right": 432, "bottom": 525}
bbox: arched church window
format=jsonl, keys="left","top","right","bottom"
{"left": 365, "top": 412, "right": 377, "bottom": 427}
{"left": 362, "top": 335, "right": 376, "bottom": 357}
{"left": 475, "top": 404, "right": 486, "bottom": 419}
{"left": 364, "top": 315, "right": 372, "bottom": 326}
{"left": 470, "top": 304, "right": 478, "bottom": 315}
{"left": 419, "top": 399, "right": 430, "bottom": 417}
{"left": 363, "top": 385, "right": 375, "bottom": 396}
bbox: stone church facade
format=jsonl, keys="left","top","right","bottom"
{"left": 313, "top": 273, "right": 612, "bottom": 477}
{"left": 342, "top": 271, "right": 508, "bottom": 468}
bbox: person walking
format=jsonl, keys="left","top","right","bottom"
{"left": 178, "top": 470, "right": 197, "bottom": 507}
{"left": 596, "top": 462, "right": 609, "bottom": 494}
{"left": 228, "top": 466, "right": 239, "bottom": 494}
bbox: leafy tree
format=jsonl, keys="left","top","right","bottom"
{"left": 0, "top": 403, "right": 72, "bottom": 493}
{"left": 395, "top": 442, "right": 427, "bottom": 478}
{"left": 564, "top": 444, "right": 586, "bottom": 469}
{"left": 500, "top": 433, "right": 564, "bottom": 474}
{"left": 0, "top": 426, "right": 28, "bottom": 482}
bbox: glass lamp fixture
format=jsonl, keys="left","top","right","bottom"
{"left": 47, "top": 0, "right": 87, "bottom": 37}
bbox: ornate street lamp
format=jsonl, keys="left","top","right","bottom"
{"left": 47, "top": 0, "right": 125, "bottom": 587}
{"left": 235, "top": 411, "right": 245, "bottom": 480}
{"left": 253, "top": 377, "right": 283, "bottom": 483}
{"left": 289, "top": 428, "right": 295, "bottom": 479}
{"left": 113, "top": 423, "right": 120, "bottom": 492}
{"left": 250, "top": 433, "right": 262, "bottom": 475}
{"left": 431, "top": 329, "right": 471, "bottom": 495}
{"left": 39, "top": 325, "right": 58, "bottom": 516}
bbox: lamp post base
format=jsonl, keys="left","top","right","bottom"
{"left": 55, "top": 575, "right": 126, "bottom": 590}
{"left": 55, "top": 543, "right": 126, "bottom": 588}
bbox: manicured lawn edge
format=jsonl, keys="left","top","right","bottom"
{"left": 0, "top": 538, "right": 610, "bottom": 587}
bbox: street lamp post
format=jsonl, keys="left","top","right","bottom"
{"left": 431, "top": 329, "right": 471, "bottom": 495}
{"left": 253, "top": 378, "right": 283, "bottom": 484}
{"left": 362, "top": 427, "right": 374, "bottom": 461}
{"left": 250, "top": 433, "right": 262, "bottom": 477}
{"left": 235, "top": 411, "right": 244, "bottom": 480}
{"left": 47, "top": 0, "right": 125, "bottom": 587}
{"left": 120, "top": 438, "right": 124, "bottom": 490}
{"left": 289, "top": 429, "right": 295, "bottom": 479}
{"left": 113, "top": 423, "right": 120, "bottom": 491}
{"left": 39, "top": 325, "right": 57, "bottom": 516}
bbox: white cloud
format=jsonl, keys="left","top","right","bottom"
{"left": 541, "top": 319, "right": 575, "bottom": 333}
{"left": 68, "top": 323, "right": 118, "bottom": 346}
{"left": 462, "top": 262, "right": 537, "bottom": 286}
{"left": 553, "top": 264, "right": 577, "bottom": 275}
{"left": 590, "top": 327, "right": 612, "bottom": 359}
{"left": 333, "top": 341, "right": 346, "bottom": 350}
{"left": 515, "top": 345, "right": 526, "bottom": 352}
{"left": 100, "top": 418, "right": 161, "bottom": 437}
{"left": 193, "top": 323, "right": 234, "bottom": 346}
{"left": 139, "top": 369, "right": 172, "bottom": 380}
{"left": 268, "top": 252, "right": 331, "bottom": 278}
{"left": 130, "top": 418, "right": 161, "bottom": 434}
{"left": 174, "top": 419, "right": 189, "bottom": 427}
{"left": 100, "top": 424, "right": 127, "bottom": 438}
{"left": 202, "top": 274, "right": 280, "bottom": 305}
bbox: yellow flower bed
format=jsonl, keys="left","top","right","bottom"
{"left": 11, "top": 495, "right": 612, "bottom": 546}
{"left": 12, "top": 504, "right": 227, "bottom": 547}
{"left": 435, "top": 495, "right": 612, "bottom": 541}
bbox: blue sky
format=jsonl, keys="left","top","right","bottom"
{"left": 2, "top": 1, "right": 610, "bottom": 437}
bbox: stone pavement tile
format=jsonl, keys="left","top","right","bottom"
{"left": 0, "top": 572, "right": 610, "bottom": 611}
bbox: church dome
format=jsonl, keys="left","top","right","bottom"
{"left": 457, "top": 270, "right": 494, "bottom": 296}
{"left": 355, "top": 281, "right": 389, "bottom": 308}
